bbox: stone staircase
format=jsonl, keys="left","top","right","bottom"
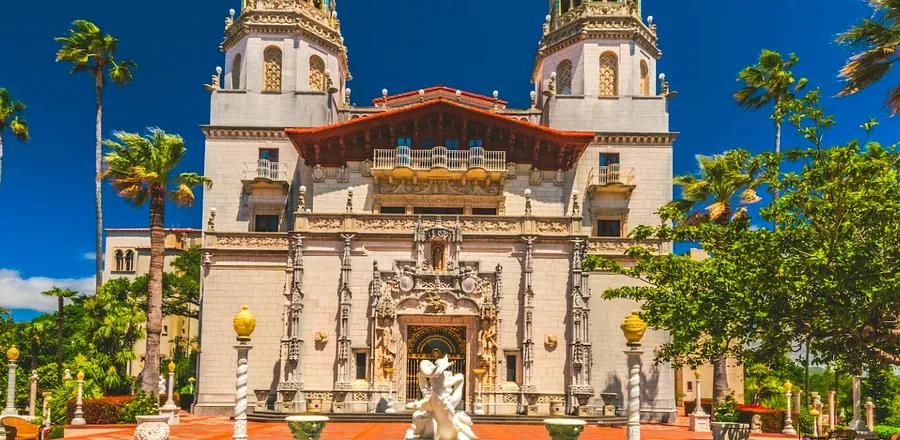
{"left": 248, "top": 409, "right": 627, "bottom": 426}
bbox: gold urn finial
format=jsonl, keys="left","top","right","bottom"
{"left": 233, "top": 305, "right": 257, "bottom": 341}
{"left": 784, "top": 381, "right": 793, "bottom": 392}
{"left": 6, "top": 346, "right": 19, "bottom": 362}
{"left": 620, "top": 310, "right": 647, "bottom": 346}
{"left": 76, "top": 370, "right": 85, "bottom": 381}
{"left": 168, "top": 361, "right": 176, "bottom": 373}
{"left": 694, "top": 370, "right": 701, "bottom": 380}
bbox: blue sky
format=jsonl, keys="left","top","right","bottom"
{"left": 0, "top": 1, "right": 897, "bottom": 319}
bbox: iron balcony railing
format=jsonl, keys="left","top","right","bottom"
{"left": 243, "top": 159, "right": 289, "bottom": 182}
{"left": 591, "top": 163, "right": 633, "bottom": 186}
{"left": 373, "top": 146, "right": 506, "bottom": 172}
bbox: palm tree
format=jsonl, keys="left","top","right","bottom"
{"left": 836, "top": 0, "right": 900, "bottom": 116}
{"left": 0, "top": 88, "right": 30, "bottom": 188}
{"left": 670, "top": 150, "right": 761, "bottom": 404}
{"left": 55, "top": 20, "right": 136, "bottom": 292}
{"left": 41, "top": 287, "right": 79, "bottom": 383}
{"left": 102, "top": 128, "right": 210, "bottom": 393}
{"left": 735, "top": 49, "right": 808, "bottom": 154}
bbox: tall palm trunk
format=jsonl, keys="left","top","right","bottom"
{"left": 775, "top": 120, "right": 782, "bottom": 155}
{"left": 94, "top": 72, "right": 104, "bottom": 292}
{"left": 57, "top": 295, "right": 64, "bottom": 383}
{"left": 141, "top": 193, "right": 165, "bottom": 392}
{"left": 712, "top": 355, "right": 730, "bottom": 408}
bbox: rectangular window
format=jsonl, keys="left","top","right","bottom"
{"left": 259, "top": 148, "right": 279, "bottom": 163}
{"left": 445, "top": 139, "right": 459, "bottom": 149}
{"left": 355, "top": 352, "right": 367, "bottom": 380}
{"left": 472, "top": 208, "right": 498, "bottom": 216}
{"left": 255, "top": 215, "right": 280, "bottom": 232}
{"left": 422, "top": 138, "right": 436, "bottom": 148}
{"left": 380, "top": 206, "right": 406, "bottom": 215}
{"left": 397, "top": 137, "right": 412, "bottom": 147}
{"left": 505, "top": 354, "right": 518, "bottom": 383}
{"left": 596, "top": 219, "right": 622, "bottom": 237}
{"left": 687, "top": 382, "right": 693, "bottom": 391}
{"left": 468, "top": 139, "right": 484, "bottom": 148}
{"left": 599, "top": 153, "right": 620, "bottom": 167}
{"left": 413, "top": 207, "right": 464, "bottom": 215}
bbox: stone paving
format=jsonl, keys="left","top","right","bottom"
{"left": 63, "top": 414, "right": 797, "bottom": 440}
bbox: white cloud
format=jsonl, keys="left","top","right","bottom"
{"left": 81, "top": 252, "right": 97, "bottom": 260}
{"left": 0, "top": 269, "right": 95, "bottom": 313}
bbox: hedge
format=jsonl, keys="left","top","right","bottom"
{"left": 737, "top": 404, "right": 786, "bottom": 433}
{"left": 66, "top": 396, "right": 134, "bottom": 425}
{"left": 873, "top": 425, "right": 900, "bottom": 440}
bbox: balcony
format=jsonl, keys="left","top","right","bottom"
{"left": 242, "top": 160, "right": 290, "bottom": 184}
{"left": 587, "top": 164, "right": 635, "bottom": 196}
{"left": 372, "top": 146, "right": 506, "bottom": 182}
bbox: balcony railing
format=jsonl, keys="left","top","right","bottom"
{"left": 373, "top": 147, "right": 506, "bottom": 172}
{"left": 588, "top": 164, "right": 635, "bottom": 193}
{"left": 243, "top": 160, "right": 289, "bottom": 183}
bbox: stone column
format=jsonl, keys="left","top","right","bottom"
{"left": 625, "top": 348, "right": 643, "bottom": 440}
{"left": 848, "top": 375, "right": 866, "bottom": 431}
{"left": 28, "top": 369, "right": 37, "bottom": 417}
{"left": 160, "top": 362, "right": 179, "bottom": 425}
{"left": 828, "top": 390, "right": 836, "bottom": 431}
{"left": 41, "top": 392, "right": 51, "bottom": 426}
{"left": 277, "top": 235, "right": 306, "bottom": 412}
{"left": 2, "top": 346, "right": 19, "bottom": 416}
{"left": 334, "top": 234, "right": 355, "bottom": 395}
{"left": 795, "top": 389, "right": 803, "bottom": 416}
{"left": 566, "top": 239, "right": 593, "bottom": 415}
{"left": 521, "top": 237, "right": 537, "bottom": 414}
{"left": 865, "top": 397, "right": 874, "bottom": 432}
{"left": 233, "top": 343, "right": 253, "bottom": 440}
{"left": 689, "top": 370, "right": 710, "bottom": 432}
{"left": 72, "top": 371, "right": 86, "bottom": 425}
{"left": 782, "top": 382, "right": 796, "bottom": 435}
{"left": 813, "top": 391, "right": 823, "bottom": 435}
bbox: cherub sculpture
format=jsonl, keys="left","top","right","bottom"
{"left": 405, "top": 356, "right": 477, "bottom": 440}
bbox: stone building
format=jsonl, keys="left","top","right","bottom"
{"left": 102, "top": 228, "right": 202, "bottom": 376}
{"left": 195, "top": 0, "right": 677, "bottom": 421}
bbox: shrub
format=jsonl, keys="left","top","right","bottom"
{"left": 48, "top": 426, "right": 64, "bottom": 439}
{"left": 119, "top": 391, "right": 159, "bottom": 424}
{"left": 714, "top": 394, "right": 740, "bottom": 423}
{"left": 873, "top": 425, "right": 900, "bottom": 440}
{"left": 64, "top": 396, "right": 134, "bottom": 425}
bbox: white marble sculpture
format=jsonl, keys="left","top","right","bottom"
{"left": 405, "top": 356, "right": 477, "bottom": 440}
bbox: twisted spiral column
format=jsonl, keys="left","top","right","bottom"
{"left": 233, "top": 344, "right": 253, "bottom": 440}
{"left": 625, "top": 349, "right": 642, "bottom": 440}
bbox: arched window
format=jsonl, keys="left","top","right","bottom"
{"left": 309, "top": 55, "right": 326, "bottom": 92}
{"left": 125, "top": 250, "right": 135, "bottom": 272}
{"left": 640, "top": 60, "right": 650, "bottom": 96}
{"left": 556, "top": 60, "right": 573, "bottom": 95}
{"left": 599, "top": 51, "right": 619, "bottom": 97}
{"left": 231, "top": 54, "right": 242, "bottom": 90}
{"left": 561, "top": 0, "right": 571, "bottom": 13}
{"left": 263, "top": 46, "right": 283, "bottom": 92}
{"left": 114, "top": 250, "right": 124, "bottom": 272}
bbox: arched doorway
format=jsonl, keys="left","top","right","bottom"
{"left": 405, "top": 326, "right": 466, "bottom": 404}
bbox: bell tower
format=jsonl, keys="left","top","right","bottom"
{"left": 534, "top": 0, "right": 668, "bottom": 133}
{"left": 212, "top": 0, "right": 350, "bottom": 127}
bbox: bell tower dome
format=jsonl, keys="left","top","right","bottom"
{"left": 212, "top": 0, "right": 350, "bottom": 127}
{"left": 534, "top": 0, "right": 668, "bottom": 133}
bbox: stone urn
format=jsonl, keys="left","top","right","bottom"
{"left": 286, "top": 415, "right": 329, "bottom": 440}
{"left": 133, "top": 415, "right": 171, "bottom": 440}
{"left": 544, "top": 418, "right": 586, "bottom": 440}
{"left": 710, "top": 422, "right": 750, "bottom": 440}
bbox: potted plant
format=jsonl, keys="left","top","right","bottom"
{"left": 711, "top": 394, "right": 750, "bottom": 440}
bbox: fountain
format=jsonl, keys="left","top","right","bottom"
{"left": 404, "top": 356, "right": 477, "bottom": 440}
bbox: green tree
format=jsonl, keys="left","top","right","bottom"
{"left": 0, "top": 88, "right": 30, "bottom": 188}
{"left": 102, "top": 128, "right": 210, "bottom": 393}
{"left": 735, "top": 49, "right": 809, "bottom": 154}
{"left": 55, "top": 20, "right": 136, "bottom": 292}
{"left": 765, "top": 140, "right": 900, "bottom": 372}
{"left": 836, "top": 0, "right": 900, "bottom": 115}
{"left": 40, "top": 288, "right": 78, "bottom": 383}
{"left": 670, "top": 150, "right": 762, "bottom": 226}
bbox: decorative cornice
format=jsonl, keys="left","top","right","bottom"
{"left": 593, "top": 132, "right": 678, "bottom": 146}
{"left": 201, "top": 126, "right": 289, "bottom": 140}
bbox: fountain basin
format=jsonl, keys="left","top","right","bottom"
{"left": 286, "top": 415, "right": 329, "bottom": 440}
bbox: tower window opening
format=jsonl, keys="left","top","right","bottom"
{"left": 263, "top": 46, "right": 283, "bottom": 92}
{"left": 556, "top": 60, "right": 573, "bottom": 95}
{"left": 640, "top": 60, "right": 650, "bottom": 96}
{"left": 599, "top": 51, "right": 619, "bottom": 97}
{"left": 124, "top": 250, "right": 135, "bottom": 272}
{"left": 309, "top": 55, "right": 326, "bottom": 92}
{"left": 231, "top": 54, "right": 242, "bottom": 90}
{"left": 114, "top": 250, "right": 124, "bottom": 272}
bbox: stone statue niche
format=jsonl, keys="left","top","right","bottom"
{"left": 405, "top": 356, "right": 478, "bottom": 440}
{"left": 430, "top": 243, "right": 447, "bottom": 272}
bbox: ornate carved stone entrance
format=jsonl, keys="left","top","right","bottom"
{"left": 405, "top": 326, "right": 466, "bottom": 404}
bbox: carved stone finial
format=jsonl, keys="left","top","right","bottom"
{"left": 455, "top": 90, "right": 462, "bottom": 101}
{"left": 418, "top": 89, "right": 425, "bottom": 102}
{"left": 543, "top": 14, "right": 551, "bottom": 36}
{"left": 203, "top": 252, "right": 213, "bottom": 267}
{"left": 205, "top": 67, "right": 222, "bottom": 92}
{"left": 545, "top": 72, "right": 557, "bottom": 97}
{"left": 346, "top": 189, "right": 354, "bottom": 213}
{"left": 325, "top": 69, "right": 338, "bottom": 94}
{"left": 530, "top": 91, "right": 537, "bottom": 109}
{"left": 571, "top": 190, "right": 581, "bottom": 217}
{"left": 207, "top": 208, "right": 217, "bottom": 231}
{"left": 524, "top": 189, "right": 533, "bottom": 216}
{"left": 492, "top": 90, "right": 500, "bottom": 111}
{"left": 296, "top": 186, "right": 307, "bottom": 214}
{"left": 659, "top": 73, "right": 670, "bottom": 96}
{"left": 225, "top": 9, "right": 235, "bottom": 30}
{"left": 382, "top": 88, "right": 389, "bottom": 108}
{"left": 345, "top": 88, "right": 352, "bottom": 106}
